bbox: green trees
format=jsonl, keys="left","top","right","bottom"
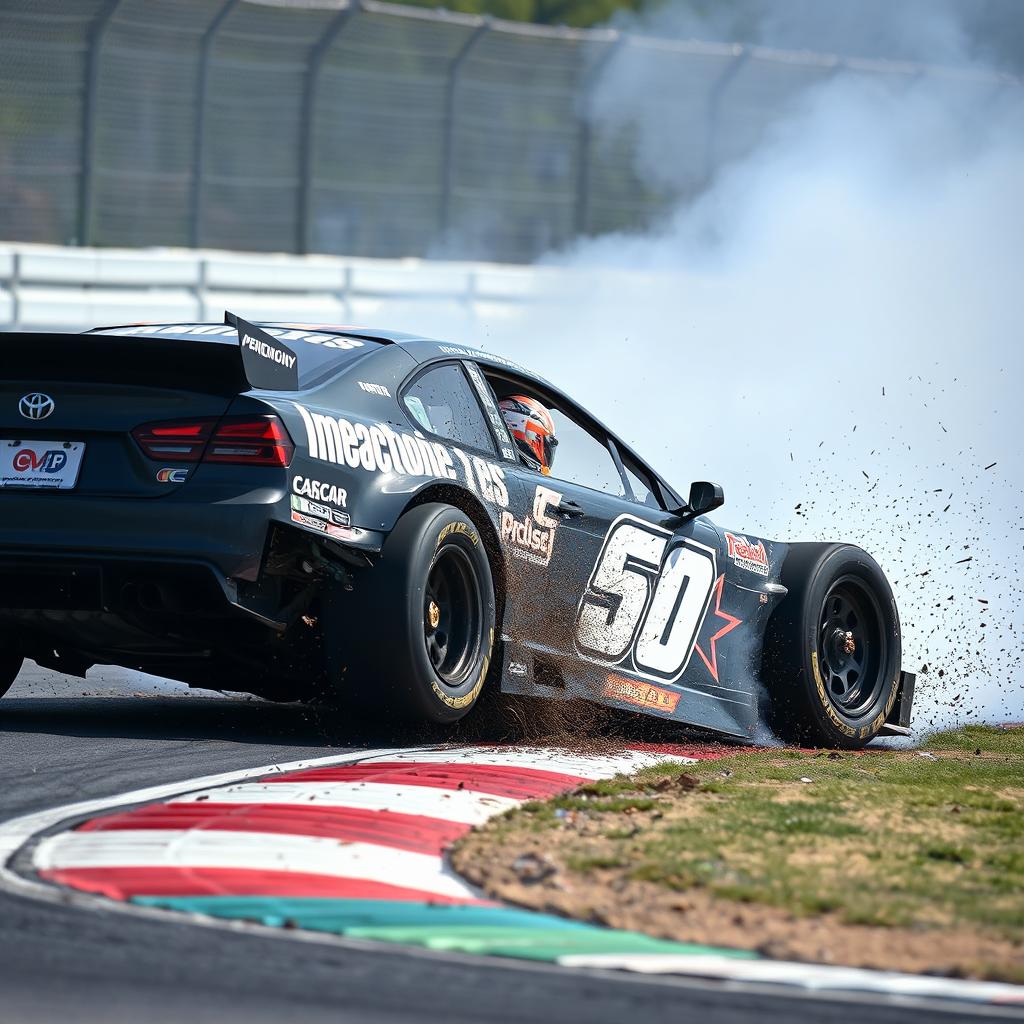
{"left": 401, "top": 0, "right": 647, "bottom": 28}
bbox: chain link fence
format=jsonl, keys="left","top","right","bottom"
{"left": 0, "top": 0, "right": 1015, "bottom": 263}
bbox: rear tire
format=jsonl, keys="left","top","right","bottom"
{"left": 327, "top": 503, "right": 496, "bottom": 724}
{"left": 0, "top": 652, "right": 23, "bottom": 699}
{"left": 762, "top": 543, "right": 901, "bottom": 748}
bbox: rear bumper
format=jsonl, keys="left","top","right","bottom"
{"left": 0, "top": 485, "right": 285, "bottom": 583}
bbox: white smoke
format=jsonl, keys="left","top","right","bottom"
{"left": 378, "top": 4, "right": 1024, "bottom": 733}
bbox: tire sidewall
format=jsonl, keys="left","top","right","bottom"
{"left": 400, "top": 507, "right": 495, "bottom": 722}
{"left": 349, "top": 503, "right": 495, "bottom": 724}
{"left": 797, "top": 546, "right": 901, "bottom": 746}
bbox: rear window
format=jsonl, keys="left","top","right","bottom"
{"left": 93, "top": 324, "right": 380, "bottom": 389}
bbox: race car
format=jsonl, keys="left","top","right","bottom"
{"left": 0, "top": 316, "right": 913, "bottom": 747}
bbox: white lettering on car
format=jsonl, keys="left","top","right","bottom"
{"left": 292, "top": 475, "right": 347, "bottom": 509}
{"left": 294, "top": 405, "right": 471, "bottom": 489}
{"left": 575, "top": 515, "right": 717, "bottom": 683}
{"left": 241, "top": 332, "right": 297, "bottom": 370}
{"left": 500, "top": 484, "right": 561, "bottom": 565}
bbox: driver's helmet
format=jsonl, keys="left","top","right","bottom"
{"left": 498, "top": 394, "right": 557, "bottom": 473}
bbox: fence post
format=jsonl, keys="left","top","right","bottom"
{"left": 297, "top": 0, "right": 362, "bottom": 256}
{"left": 439, "top": 19, "right": 491, "bottom": 238}
{"left": 77, "top": 0, "right": 123, "bottom": 247}
{"left": 574, "top": 32, "right": 625, "bottom": 238}
{"left": 339, "top": 263, "right": 353, "bottom": 321}
{"left": 10, "top": 252, "right": 21, "bottom": 331}
{"left": 190, "top": 0, "right": 239, "bottom": 249}
{"left": 704, "top": 46, "right": 748, "bottom": 184}
{"left": 194, "top": 256, "right": 209, "bottom": 320}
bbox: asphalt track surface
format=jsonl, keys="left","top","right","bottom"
{"left": 0, "top": 665, "right": 1017, "bottom": 1024}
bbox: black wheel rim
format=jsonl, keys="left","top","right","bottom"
{"left": 424, "top": 543, "right": 483, "bottom": 688}
{"left": 817, "top": 575, "right": 887, "bottom": 715}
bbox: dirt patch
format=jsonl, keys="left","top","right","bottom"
{"left": 453, "top": 842, "right": 1017, "bottom": 976}
{"left": 451, "top": 725, "right": 1024, "bottom": 982}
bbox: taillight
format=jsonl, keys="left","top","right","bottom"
{"left": 132, "top": 415, "right": 293, "bottom": 468}
{"left": 205, "top": 416, "right": 294, "bottom": 467}
{"left": 132, "top": 420, "right": 213, "bottom": 462}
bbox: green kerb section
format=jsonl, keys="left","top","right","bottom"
{"left": 132, "top": 896, "right": 756, "bottom": 962}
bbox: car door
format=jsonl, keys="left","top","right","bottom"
{"left": 487, "top": 387, "right": 647, "bottom": 673}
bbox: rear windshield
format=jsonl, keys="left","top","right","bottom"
{"left": 92, "top": 324, "right": 381, "bottom": 389}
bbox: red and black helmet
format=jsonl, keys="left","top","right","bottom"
{"left": 498, "top": 395, "right": 557, "bottom": 473}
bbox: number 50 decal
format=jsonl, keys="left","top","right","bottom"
{"left": 575, "top": 516, "right": 717, "bottom": 682}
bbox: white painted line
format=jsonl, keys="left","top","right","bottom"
{"left": 35, "top": 829, "right": 476, "bottom": 900}
{"left": 169, "top": 780, "right": 519, "bottom": 826}
{"left": 556, "top": 954, "right": 1024, "bottom": 1006}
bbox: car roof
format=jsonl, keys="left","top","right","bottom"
{"left": 87, "top": 320, "right": 542, "bottom": 376}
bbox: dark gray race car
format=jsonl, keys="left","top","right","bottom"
{"left": 0, "top": 316, "right": 913, "bottom": 747}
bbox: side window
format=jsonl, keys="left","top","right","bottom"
{"left": 622, "top": 456, "right": 664, "bottom": 509}
{"left": 547, "top": 409, "right": 625, "bottom": 497}
{"left": 403, "top": 363, "right": 496, "bottom": 454}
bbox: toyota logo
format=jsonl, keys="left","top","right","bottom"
{"left": 18, "top": 393, "right": 55, "bottom": 421}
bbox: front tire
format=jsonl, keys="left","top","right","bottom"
{"left": 331, "top": 503, "right": 496, "bottom": 724}
{"left": 762, "top": 543, "right": 901, "bottom": 748}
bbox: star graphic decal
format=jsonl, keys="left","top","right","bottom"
{"left": 694, "top": 574, "right": 742, "bottom": 683}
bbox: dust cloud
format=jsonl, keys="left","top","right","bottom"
{"left": 379, "top": 2, "right": 1024, "bottom": 733}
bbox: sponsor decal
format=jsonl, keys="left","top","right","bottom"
{"left": 241, "top": 333, "right": 296, "bottom": 370}
{"left": 13, "top": 448, "right": 67, "bottom": 474}
{"left": 501, "top": 445, "right": 516, "bottom": 462}
{"left": 236, "top": 316, "right": 299, "bottom": 391}
{"left": 156, "top": 467, "right": 189, "bottom": 483}
{"left": 508, "top": 660, "right": 528, "bottom": 677}
{"left": 438, "top": 346, "right": 531, "bottom": 377}
{"left": 290, "top": 494, "right": 350, "bottom": 526}
{"left": 109, "top": 323, "right": 364, "bottom": 351}
{"left": 358, "top": 381, "right": 391, "bottom": 398}
{"left": 294, "top": 404, "right": 511, "bottom": 510}
{"left": 724, "top": 532, "right": 770, "bottom": 577}
{"left": 464, "top": 362, "right": 514, "bottom": 452}
{"left": 437, "top": 521, "right": 479, "bottom": 547}
{"left": 451, "top": 448, "right": 508, "bottom": 508}
{"left": 291, "top": 509, "right": 328, "bottom": 533}
{"left": 292, "top": 474, "right": 347, "bottom": 509}
{"left": 603, "top": 674, "right": 681, "bottom": 713}
{"left": 290, "top": 509, "right": 356, "bottom": 542}
{"left": 500, "top": 484, "right": 561, "bottom": 565}
{"left": 18, "top": 393, "right": 54, "bottom": 421}
{"left": 296, "top": 405, "right": 457, "bottom": 480}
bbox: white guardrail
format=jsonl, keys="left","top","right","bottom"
{"left": 0, "top": 244, "right": 559, "bottom": 333}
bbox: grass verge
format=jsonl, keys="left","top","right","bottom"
{"left": 451, "top": 726, "right": 1024, "bottom": 981}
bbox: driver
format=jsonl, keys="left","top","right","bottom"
{"left": 498, "top": 394, "right": 557, "bottom": 475}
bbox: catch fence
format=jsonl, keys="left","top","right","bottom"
{"left": 0, "top": 0, "right": 1014, "bottom": 263}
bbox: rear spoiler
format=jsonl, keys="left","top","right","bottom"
{"left": 0, "top": 314, "right": 300, "bottom": 395}
{"left": 225, "top": 312, "right": 299, "bottom": 391}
